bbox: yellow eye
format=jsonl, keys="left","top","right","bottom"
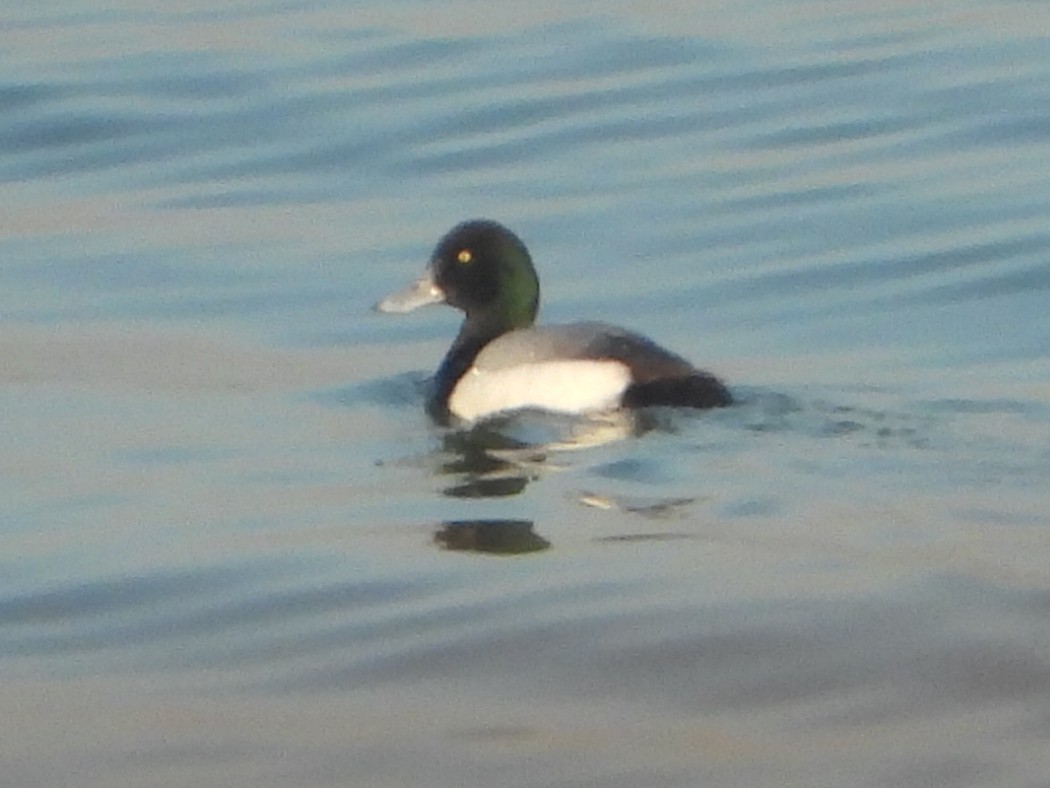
{"left": 456, "top": 249, "right": 472, "bottom": 264}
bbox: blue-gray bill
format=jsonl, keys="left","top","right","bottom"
{"left": 375, "top": 269, "right": 444, "bottom": 313}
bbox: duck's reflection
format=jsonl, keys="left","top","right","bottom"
{"left": 437, "top": 410, "right": 638, "bottom": 498}
{"left": 430, "top": 410, "right": 665, "bottom": 553}
{"left": 438, "top": 425, "right": 538, "bottom": 498}
{"left": 434, "top": 519, "right": 550, "bottom": 555}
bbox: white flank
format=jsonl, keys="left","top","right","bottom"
{"left": 448, "top": 360, "right": 631, "bottom": 422}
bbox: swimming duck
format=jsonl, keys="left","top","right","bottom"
{"left": 376, "top": 220, "right": 731, "bottom": 424}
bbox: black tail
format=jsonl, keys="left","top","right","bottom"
{"left": 621, "top": 372, "right": 732, "bottom": 410}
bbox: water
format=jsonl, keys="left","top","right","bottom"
{"left": 3, "top": 1, "right": 1050, "bottom": 786}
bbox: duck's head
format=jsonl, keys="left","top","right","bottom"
{"left": 377, "top": 220, "right": 540, "bottom": 335}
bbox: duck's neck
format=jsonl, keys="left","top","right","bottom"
{"left": 427, "top": 260, "right": 538, "bottom": 421}
{"left": 427, "top": 318, "right": 506, "bottom": 423}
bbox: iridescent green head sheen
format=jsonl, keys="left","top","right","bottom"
{"left": 376, "top": 220, "right": 540, "bottom": 335}
{"left": 427, "top": 219, "right": 540, "bottom": 331}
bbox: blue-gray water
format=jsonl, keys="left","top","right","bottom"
{"left": 4, "top": 2, "right": 1050, "bottom": 786}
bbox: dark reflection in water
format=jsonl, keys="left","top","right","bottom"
{"left": 434, "top": 408, "right": 681, "bottom": 498}
{"left": 434, "top": 519, "right": 550, "bottom": 555}
{"left": 438, "top": 426, "right": 540, "bottom": 498}
{"left": 444, "top": 475, "right": 529, "bottom": 498}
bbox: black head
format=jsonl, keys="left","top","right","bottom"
{"left": 428, "top": 219, "right": 540, "bottom": 330}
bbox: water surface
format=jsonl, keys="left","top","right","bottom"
{"left": 3, "top": 1, "right": 1050, "bottom": 786}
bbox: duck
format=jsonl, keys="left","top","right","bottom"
{"left": 376, "top": 219, "right": 731, "bottom": 424}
